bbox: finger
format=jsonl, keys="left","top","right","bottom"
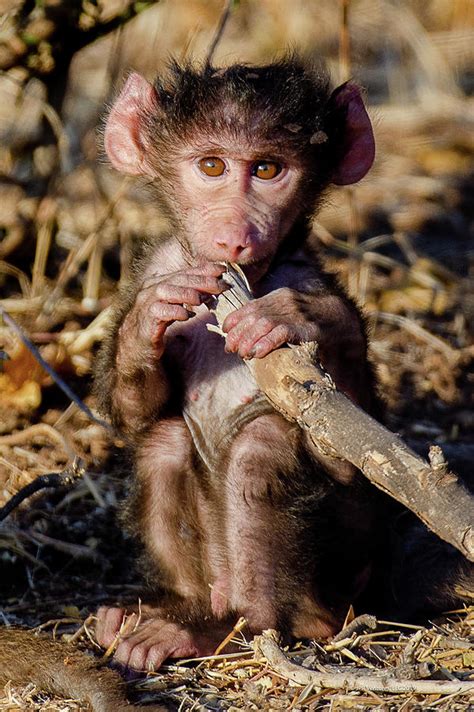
{"left": 142, "top": 269, "right": 227, "bottom": 295}
{"left": 114, "top": 636, "right": 137, "bottom": 666}
{"left": 222, "top": 302, "right": 256, "bottom": 331}
{"left": 153, "top": 285, "right": 204, "bottom": 306}
{"left": 128, "top": 641, "right": 151, "bottom": 671}
{"left": 147, "top": 263, "right": 225, "bottom": 281}
{"left": 244, "top": 325, "right": 289, "bottom": 359}
{"left": 184, "top": 262, "right": 227, "bottom": 277}
{"left": 225, "top": 315, "right": 275, "bottom": 355}
{"left": 145, "top": 643, "right": 168, "bottom": 670}
{"left": 148, "top": 303, "right": 192, "bottom": 323}
{"left": 96, "top": 607, "right": 126, "bottom": 648}
{"left": 170, "top": 273, "right": 228, "bottom": 293}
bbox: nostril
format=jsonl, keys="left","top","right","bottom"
{"left": 215, "top": 230, "right": 252, "bottom": 250}
{"left": 215, "top": 236, "right": 229, "bottom": 247}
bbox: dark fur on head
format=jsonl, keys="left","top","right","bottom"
{"left": 139, "top": 56, "right": 349, "bottom": 199}
{"left": 152, "top": 57, "right": 330, "bottom": 145}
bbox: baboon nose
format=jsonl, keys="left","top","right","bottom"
{"left": 215, "top": 228, "right": 251, "bottom": 260}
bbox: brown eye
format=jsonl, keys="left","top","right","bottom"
{"left": 198, "top": 157, "right": 226, "bottom": 177}
{"left": 252, "top": 161, "right": 282, "bottom": 180}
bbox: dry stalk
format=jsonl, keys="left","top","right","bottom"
{"left": 0, "top": 423, "right": 76, "bottom": 460}
{"left": 213, "top": 616, "right": 247, "bottom": 656}
{"left": 38, "top": 179, "right": 129, "bottom": 324}
{"left": 372, "top": 311, "right": 460, "bottom": 362}
{"left": 206, "top": 0, "right": 234, "bottom": 67}
{"left": 0, "top": 261, "right": 31, "bottom": 297}
{"left": 31, "top": 198, "right": 57, "bottom": 298}
{"left": 83, "top": 239, "right": 104, "bottom": 312}
{"left": 338, "top": 0, "right": 351, "bottom": 84}
{"left": 14, "top": 529, "right": 99, "bottom": 559}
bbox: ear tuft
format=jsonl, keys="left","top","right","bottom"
{"left": 104, "top": 72, "right": 159, "bottom": 176}
{"left": 329, "top": 83, "right": 375, "bottom": 186}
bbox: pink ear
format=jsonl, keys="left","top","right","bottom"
{"left": 330, "top": 83, "right": 375, "bottom": 185}
{"left": 104, "top": 72, "right": 159, "bottom": 176}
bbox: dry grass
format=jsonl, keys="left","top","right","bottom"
{"left": 0, "top": 609, "right": 472, "bottom": 710}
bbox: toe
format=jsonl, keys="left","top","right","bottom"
{"left": 114, "top": 636, "right": 137, "bottom": 666}
{"left": 96, "top": 606, "right": 126, "bottom": 647}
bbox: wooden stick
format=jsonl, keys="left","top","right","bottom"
{"left": 211, "top": 265, "right": 474, "bottom": 561}
{"left": 331, "top": 614, "right": 377, "bottom": 644}
{"left": 254, "top": 630, "right": 474, "bottom": 696}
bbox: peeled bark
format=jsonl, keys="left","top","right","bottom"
{"left": 211, "top": 265, "right": 474, "bottom": 561}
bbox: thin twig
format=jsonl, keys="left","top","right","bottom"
{"left": 339, "top": 0, "right": 351, "bottom": 83}
{"left": 0, "top": 261, "right": 31, "bottom": 297}
{"left": 31, "top": 198, "right": 56, "bottom": 297}
{"left": 0, "top": 422, "right": 76, "bottom": 463}
{"left": 254, "top": 630, "right": 474, "bottom": 696}
{"left": 205, "top": 0, "right": 234, "bottom": 68}
{"left": 0, "top": 458, "right": 86, "bottom": 521}
{"left": 331, "top": 614, "right": 377, "bottom": 644}
{"left": 213, "top": 617, "right": 247, "bottom": 656}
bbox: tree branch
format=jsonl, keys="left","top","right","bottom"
{"left": 210, "top": 265, "right": 474, "bottom": 561}
{"left": 253, "top": 630, "right": 474, "bottom": 696}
